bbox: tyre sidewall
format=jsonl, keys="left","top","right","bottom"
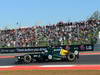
{"left": 67, "top": 53, "right": 76, "bottom": 62}
{"left": 24, "top": 54, "right": 32, "bottom": 63}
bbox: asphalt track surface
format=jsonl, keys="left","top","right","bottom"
{"left": 0, "top": 55, "right": 100, "bottom": 66}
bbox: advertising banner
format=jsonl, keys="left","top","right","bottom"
{"left": 0, "top": 44, "right": 94, "bottom": 53}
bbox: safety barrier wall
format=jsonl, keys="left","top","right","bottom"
{"left": 0, "top": 44, "right": 94, "bottom": 53}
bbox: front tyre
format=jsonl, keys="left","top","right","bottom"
{"left": 24, "top": 54, "right": 32, "bottom": 64}
{"left": 67, "top": 53, "right": 76, "bottom": 62}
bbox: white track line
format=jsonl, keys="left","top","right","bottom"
{"left": 40, "top": 65, "right": 76, "bottom": 67}
{"left": 0, "top": 66, "right": 14, "bottom": 68}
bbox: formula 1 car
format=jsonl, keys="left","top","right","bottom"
{"left": 15, "top": 47, "right": 79, "bottom": 64}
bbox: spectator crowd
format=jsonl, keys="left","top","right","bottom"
{"left": 0, "top": 19, "right": 100, "bottom": 47}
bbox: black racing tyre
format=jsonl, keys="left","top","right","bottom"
{"left": 24, "top": 54, "right": 32, "bottom": 64}
{"left": 67, "top": 53, "right": 76, "bottom": 62}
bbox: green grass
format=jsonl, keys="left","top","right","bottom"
{"left": 0, "top": 70, "right": 100, "bottom": 72}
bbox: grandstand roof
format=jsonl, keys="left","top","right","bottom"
{"left": 89, "top": 10, "right": 100, "bottom": 20}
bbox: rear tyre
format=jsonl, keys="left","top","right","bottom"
{"left": 67, "top": 53, "right": 76, "bottom": 62}
{"left": 24, "top": 54, "right": 32, "bottom": 64}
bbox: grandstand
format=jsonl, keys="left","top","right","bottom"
{"left": 0, "top": 11, "right": 100, "bottom": 48}
{"left": 94, "top": 31, "right": 100, "bottom": 51}
{"left": 89, "top": 11, "right": 100, "bottom": 51}
{"left": 97, "top": 32, "right": 100, "bottom": 44}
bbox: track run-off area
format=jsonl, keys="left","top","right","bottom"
{"left": 0, "top": 52, "right": 100, "bottom": 70}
